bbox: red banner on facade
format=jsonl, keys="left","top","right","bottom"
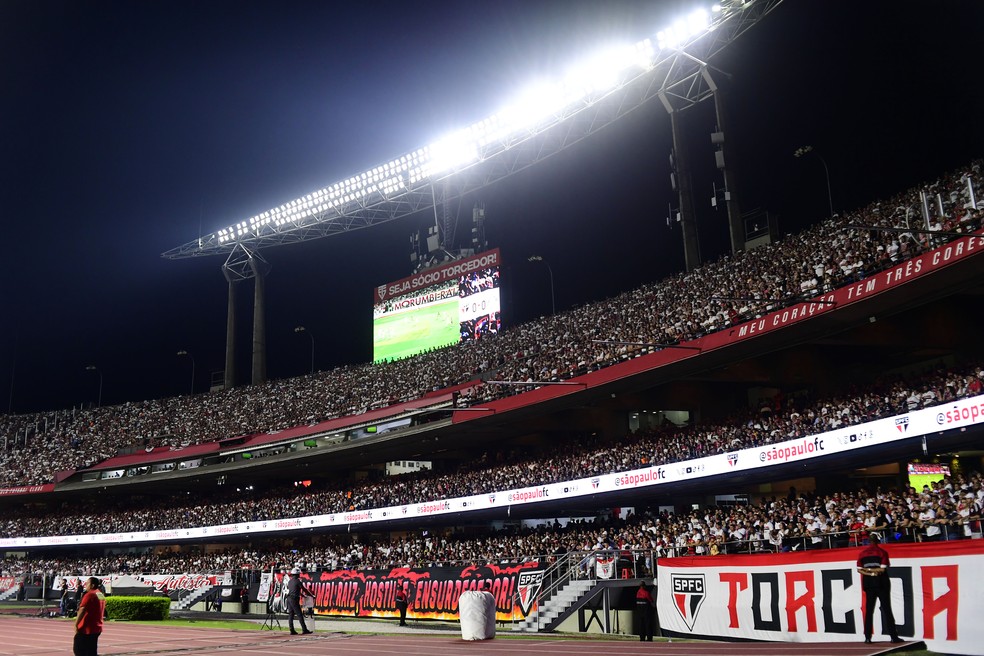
{"left": 273, "top": 561, "right": 542, "bottom": 621}
{"left": 0, "top": 484, "right": 54, "bottom": 496}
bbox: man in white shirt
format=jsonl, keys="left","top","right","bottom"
{"left": 919, "top": 505, "right": 941, "bottom": 541}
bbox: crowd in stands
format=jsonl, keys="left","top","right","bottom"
{"left": 3, "top": 471, "right": 981, "bottom": 580}
{"left": 1, "top": 358, "right": 981, "bottom": 542}
{"left": 1, "top": 162, "right": 982, "bottom": 487}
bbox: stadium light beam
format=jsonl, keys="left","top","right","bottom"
{"left": 85, "top": 365, "right": 103, "bottom": 408}
{"left": 527, "top": 255, "right": 556, "bottom": 315}
{"left": 176, "top": 350, "right": 196, "bottom": 395}
{"left": 793, "top": 145, "right": 834, "bottom": 218}
{"left": 294, "top": 326, "right": 315, "bottom": 375}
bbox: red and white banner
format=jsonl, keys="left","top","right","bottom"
{"left": 0, "top": 484, "right": 55, "bottom": 496}
{"left": 51, "top": 573, "right": 228, "bottom": 593}
{"left": 129, "top": 573, "right": 230, "bottom": 592}
{"left": 256, "top": 572, "right": 274, "bottom": 603}
{"left": 373, "top": 248, "right": 501, "bottom": 304}
{"left": 0, "top": 577, "right": 18, "bottom": 594}
{"left": 596, "top": 556, "right": 616, "bottom": 580}
{"left": 657, "top": 541, "right": 984, "bottom": 655}
{"left": 711, "top": 232, "right": 984, "bottom": 346}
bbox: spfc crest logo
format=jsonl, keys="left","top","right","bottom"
{"left": 895, "top": 416, "right": 909, "bottom": 433}
{"left": 489, "top": 494, "right": 496, "bottom": 503}
{"left": 670, "top": 573, "right": 705, "bottom": 631}
{"left": 516, "top": 570, "right": 545, "bottom": 616}
{"left": 377, "top": 284, "right": 388, "bottom": 301}
{"left": 591, "top": 477, "right": 600, "bottom": 489}
{"left": 727, "top": 453, "right": 738, "bottom": 467}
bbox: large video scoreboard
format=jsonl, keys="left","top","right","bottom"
{"left": 372, "top": 249, "right": 502, "bottom": 362}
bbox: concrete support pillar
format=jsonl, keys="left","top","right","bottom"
{"left": 224, "top": 280, "right": 237, "bottom": 390}
{"left": 251, "top": 265, "right": 267, "bottom": 385}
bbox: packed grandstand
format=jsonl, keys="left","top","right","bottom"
{"left": 1, "top": 160, "right": 981, "bottom": 487}
{"left": 1, "top": 160, "right": 983, "bottom": 624}
{"left": 1, "top": 358, "right": 982, "bottom": 540}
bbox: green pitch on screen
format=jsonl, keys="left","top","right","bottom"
{"left": 373, "top": 299, "right": 459, "bottom": 362}
{"left": 908, "top": 473, "right": 945, "bottom": 492}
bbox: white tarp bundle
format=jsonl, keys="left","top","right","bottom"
{"left": 459, "top": 590, "right": 496, "bottom": 640}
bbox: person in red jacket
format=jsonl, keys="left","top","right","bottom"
{"left": 395, "top": 582, "right": 410, "bottom": 626}
{"left": 856, "top": 534, "right": 903, "bottom": 644}
{"left": 635, "top": 580, "right": 655, "bottom": 641}
{"left": 74, "top": 577, "right": 106, "bottom": 656}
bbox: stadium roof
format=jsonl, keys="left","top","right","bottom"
{"left": 162, "top": 0, "right": 783, "bottom": 260}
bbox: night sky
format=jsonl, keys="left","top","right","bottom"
{"left": 2, "top": 1, "right": 982, "bottom": 414}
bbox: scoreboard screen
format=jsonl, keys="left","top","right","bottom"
{"left": 372, "top": 250, "right": 501, "bottom": 363}
{"left": 906, "top": 462, "right": 951, "bottom": 492}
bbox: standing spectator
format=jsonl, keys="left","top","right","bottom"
{"left": 634, "top": 580, "right": 655, "bottom": 642}
{"left": 767, "top": 528, "right": 784, "bottom": 553}
{"left": 918, "top": 503, "right": 941, "bottom": 541}
{"left": 856, "top": 534, "right": 902, "bottom": 644}
{"left": 73, "top": 577, "right": 106, "bottom": 656}
{"left": 285, "top": 568, "right": 314, "bottom": 635}
{"left": 75, "top": 579, "right": 85, "bottom": 606}
{"left": 395, "top": 582, "right": 409, "bottom": 626}
{"left": 60, "top": 578, "right": 70, "bottom": 616}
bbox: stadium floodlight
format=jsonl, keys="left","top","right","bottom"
{"left": 527, "top": 255, "right": 556, "bottom": 315}
{"left": 657, "top": 8, "right": 710, "bottom": 50}
{"left": 176, "top": 350, "right": 196, "bottom": 395}
{"left": 85, "top": 365, "right": 103, "bottom": 408}
{"left": 793, "top": 144, "right": 834, "bottom": 218}
{"left": 499, "top": 81, "right": 569, "bottom": 133}
{"left": 165, "top": 0, "right": 784, "bottom": 259}
{"left": 294, "top": 326, "right": 315, "bottom": 374}
{"left": 426, "top": 131, "right": 479, "bottom": 178}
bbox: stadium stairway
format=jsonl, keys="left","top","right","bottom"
{"left": 512, "top": 577, "right": 595, "bottom": 632}
{"left": 173, "top": 585, "right": 215, "bottom": 611}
